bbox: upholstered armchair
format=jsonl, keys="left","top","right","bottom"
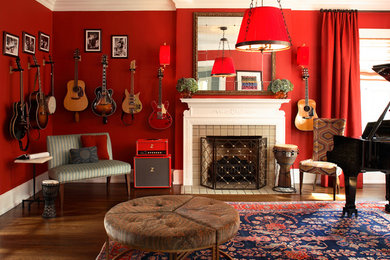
{"left": 299, "top": 118, "right": 346, "bottom": 200}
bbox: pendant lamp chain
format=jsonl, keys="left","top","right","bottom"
{"left": 277, "top": 0, "right": 292, "bottom": 45}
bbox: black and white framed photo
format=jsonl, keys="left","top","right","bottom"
{"left": 111, "top": 35, "right": 128, "bottom": 58}
{"left": 85, "top": 29, "right": 101, "bottom": 52}
{"left": 236, "top": 70, "right": 263, "bottom": 91}
{"left": 22, "top": 32, "right": 35, "bottom": 55}
{"left": 3, "top": 31, "right": 19, "bottom": 57}
{"left": 38, "top": 31, "right": 50, "bottom": 52}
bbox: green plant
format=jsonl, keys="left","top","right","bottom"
{"left": 268, "top": 79, "right": 294, "bottom": 93}
{"left": 176, "top": 78, "right": 198, "bottom": 93}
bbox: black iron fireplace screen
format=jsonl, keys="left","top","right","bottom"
{"left": 200, "top": 136, "right": 267, "bottom": 190}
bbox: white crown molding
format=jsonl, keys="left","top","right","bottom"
{"left": 52, "top": 0, "right": 176, "bottom": 11}
{"left": 35, "top": 0, "right": 56, "bottom": 10}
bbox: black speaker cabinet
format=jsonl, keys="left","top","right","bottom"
{"left": 134, "top": 155, "right": 171, "bottom": 188}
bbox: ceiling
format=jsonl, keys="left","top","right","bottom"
{"left": 35, "top": 0, "right": 390, "bottom": 11}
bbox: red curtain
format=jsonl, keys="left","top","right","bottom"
{"left": 320, "top": 10, "right": 363, "bottom": 188}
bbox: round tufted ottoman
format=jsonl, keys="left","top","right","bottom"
{"left": 104, "top": 195, "right": 240, "bottom": 260}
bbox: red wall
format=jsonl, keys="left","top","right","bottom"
{"left": 0, "top": 0, "right": 53, "bottom": 195}
{"left": 1, "top": 2, "right": 389, "bottom": 196}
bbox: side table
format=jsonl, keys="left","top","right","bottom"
{"left": 14, "top": 156, "right": 53, "bottom": 211}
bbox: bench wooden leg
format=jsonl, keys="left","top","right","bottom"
{"left": 125, "top": 174, "right": 131, "bottom": 198}
{"left": 59, "top": 184, "right": 64, "bottom": 210}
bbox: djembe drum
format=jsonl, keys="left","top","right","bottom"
{"left": 273, "top": 144, "right": 299, "bottom": 193}
{"left": 41, "top": 180, "right": 59, "bottom": 218}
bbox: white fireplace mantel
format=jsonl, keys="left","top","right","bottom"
{"left": 181, "top": 98, "right": 290, "bottom": 186}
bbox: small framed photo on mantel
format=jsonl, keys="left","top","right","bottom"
{"left": 3, "top": 31, "right": 19, "bottom": 57}
{"left": 38, "top": 31, "right": 50, "bottom": 52}
{"left": 111, "top": 35, "right": 128, "bottom": 59}
{"left": 22, "top": 32, "right": 36, "bottom": 55}
{"left": 236, "top": 70, "right": 263, "bottom": 91}
{"left": 85, "top": 29, "right": 101, "bottom": 52}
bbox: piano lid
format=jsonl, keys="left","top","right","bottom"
{"left": 372, "top": 63, "right": 390, "bottom": 82}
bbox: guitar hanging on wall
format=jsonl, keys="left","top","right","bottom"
{"left": 148, "top": 67, "right": 172, "bottom": 130}
{"left": 121, "top": 60, "right": 142, "bottom": 124}
{"left": 64, "top": 48, "right": 88, "bottom": 122}
{"left": 45, "top": 55, "right": 56, "bottom": 115}
{"left": 294, "top": 68, "right": 318, "bottom": 131}
{"left": 10, "top": 57, "right": 29, "bottom": 151}
{"left": 29, "top": 55, "right": 49, "bottom": 130}
{"left": 91, "top": 55, "right": 116, "bottom": 124}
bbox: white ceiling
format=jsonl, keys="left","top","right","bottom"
{"left": 35, "top": 0, "right": 390, "bottom": 11}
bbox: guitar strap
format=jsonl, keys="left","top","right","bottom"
{"left": 18, "top": 134, "right": 29, "bottom": 151}
{"left": 121, "top": 111, "right": 134, "bottom": 126}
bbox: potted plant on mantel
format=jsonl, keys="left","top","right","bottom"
{"left": 176, "top": 77, "right": 198, "bottom": 98}
{"left": 268, "top": 79, "right": 294, "bottom": 99}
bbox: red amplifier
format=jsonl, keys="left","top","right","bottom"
{"left": 136, "top": 139, "right": 168, "bottom": 156}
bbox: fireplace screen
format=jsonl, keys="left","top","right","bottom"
{"left": 201, "top": 136, "right": 267, "bottom": 190}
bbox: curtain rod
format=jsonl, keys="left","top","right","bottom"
{"left": 320, "top": 9, "right": 357, "bottom": 13}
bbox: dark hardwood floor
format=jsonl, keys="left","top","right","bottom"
{"left": 0, "top": 183, "right": 386, "bottom": 260}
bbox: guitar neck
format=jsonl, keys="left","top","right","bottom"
{"left": 50, "top": 63, "right": 54, "bottom": 95}
{"left": 20, "top": 70, "right": 24, "bottom": 104}
{"left": 304, "top": 77, "right": 309, "bottom": 106}
{"left": 74, "top": 59, "right": 79, "bottom": 87}
{"left": 130, "top": 70, "right": 135, "bottom": 96}
{"left": 102, "top": 65, "right": 107, "bottom": 93}
{"left": 158, "top": 75, "right": 162, "bottom": 107}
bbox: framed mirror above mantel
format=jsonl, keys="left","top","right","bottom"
{"left": 193, "top": 12, "right": 275, "bottom": 96}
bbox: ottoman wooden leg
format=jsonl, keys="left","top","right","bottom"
{"left": 169, "top": 252, "right": 177, "bottom": 260}
{"left": 212, "top": 244, "right": 219, "bottom": 260}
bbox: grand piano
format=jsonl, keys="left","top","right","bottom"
{"left": 327, "top": 63, "right": 390, "bottom": 217}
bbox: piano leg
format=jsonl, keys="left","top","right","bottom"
{"left": 343, "top": 173, "right": 358, "bottom": 217}
{"left": 385, "top": 173, "right": 390, "bottom": 213}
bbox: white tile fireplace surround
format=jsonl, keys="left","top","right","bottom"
{"left": 181, "top": 98, "right": 290, "bottom": 193}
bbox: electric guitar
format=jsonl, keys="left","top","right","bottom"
{"left": 295, "top": 68, "right": 318, "bottom": 131}
{"left": 148, "top": 67, "right": 172, "bottom": 130}
{"left": 10, "top": 57, "right": 29, "bottom": 150}
{"left": 91, "top": 55, "right": 116, "bottom": 124}
{"left": 64, "top": 49, "right": 88, "bottom": 122}
{"left": 29, "top": 55, "right": 48, "bottom": 130}
{"left": 122, "top": 60, "right": 142, "bottom": 121}
{"left": 45, "top": 55, "right": 56, "bottom": 115}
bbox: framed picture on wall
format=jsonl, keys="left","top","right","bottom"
{"left": 111, "top": 35, "right": 128, "bottom": 59}
{"left": 22, "top": 32, "right": 35, "bottom": 55}
{"left": 38, "top": 31, "right": 50, "bottom": 52}
{"left": 85, "top": 29, "right": 101, "bottom": 52}
{"left": 236, "top": 70, "right": 262, "bottom": 91}
{"left": 3, "top": 31, "right": 19, "bottom": 57}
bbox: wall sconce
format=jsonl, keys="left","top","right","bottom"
{"left": 159, "top": 43, "right": 170, "bottom": 67}
{"left": 297, "top": 45, "right": 309, "bottom": 67}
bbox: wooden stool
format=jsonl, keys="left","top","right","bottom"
{"left": 273, "top": 144, "right": 299, "bottom": 193}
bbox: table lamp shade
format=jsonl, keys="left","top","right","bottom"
{"left": 159, "top": 44, "right": 170, "bottom": 66}
{"left": 211, "top": 57, "right": 236, "bottom": 77}
{"left": 236, "top": 6, "right": 291, "bottom": 52}
{"left": 297, "top": 46, "right": 309, "bottom": 66}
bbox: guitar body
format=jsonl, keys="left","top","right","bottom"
{"left": 29, "top": 91, "right": 48, "bottom": 130}
{"left": 148, "top": 100, "right": 172, "bottom": 130}
{"left": 91, "top": 87, "right": 116, "bottom": 116}
{"left": 122, "top": 89, "right": 142, "bottom": 114}
{"left": 10, "top": 101, "right": 28, "bottom": 140}
{"left": 295, "top": 98, "right": 318, "bottom": 131}
{"left": 64, "top": 80, "right": 88, "bottom": 112}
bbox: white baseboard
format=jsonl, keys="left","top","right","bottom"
{"left": 0, "top": 171, "right": 49, "bottom": 216}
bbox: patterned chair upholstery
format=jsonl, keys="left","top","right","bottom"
{"left": 47, "top": 133, "right": 131, "bottom": 208}
{"left": 299, "top": 118, "right": 346, "bottom": 200}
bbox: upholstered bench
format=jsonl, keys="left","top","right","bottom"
{"left": 104, "top": 195, "right": 240, "bottom": 260}
{"left": 47, "top": 133, "right": 131, "bottom": 208}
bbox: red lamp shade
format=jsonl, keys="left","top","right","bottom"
{"left": 236, "top": 6, "right": 291, "bottom": 52}
{"left": 159, "top": 44, "right": 170, "bottom": 66}
{"left": 297, "top": 45, "right": 309, "bottom": 66}
{"left": 211, "top": 57, "right": 236, "bottom": 77}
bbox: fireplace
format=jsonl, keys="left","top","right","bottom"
{"left": 201, "top": 136, "right": 267, "bottom": 190}
{"left": 181, "top": 98, "right": 289, "bottom": 188}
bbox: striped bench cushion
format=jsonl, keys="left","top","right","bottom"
{"left": 48, "top": 160, "right": 131, "bottom": 183}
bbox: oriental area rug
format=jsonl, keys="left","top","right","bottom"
{"left": 97, "top": 201, "right": 390, "bottom": 260}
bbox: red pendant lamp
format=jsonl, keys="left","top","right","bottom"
{"left": 236, "top": 1, "right": 291, "bottom": 52}
{"left": 211, "top": 26, "right": 236, "bottom": 77}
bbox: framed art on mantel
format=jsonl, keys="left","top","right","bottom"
{"left": 3, "top": 31, "right": 19, "bottom": 57}
{"left": 38, "top": 31, "right": 50, "bottom": 52}
{"left": 111, "top": 35, "right": 128, "bottom": 59}
{"left": 23, "top": 32, "right": 35, "bottom": 55}
{"left": 85, "top": 29, "right": 101, "bottom": 52}
{"left": 236, "top": 70, "right": 263, "bottom": 91}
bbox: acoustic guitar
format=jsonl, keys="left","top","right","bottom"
{"left": 29, "top": 55, "right": 48, "bottom": 130}
{"left": 64, "top": 49, "right": 88, "bottom": 122}
{"left": 45, "top": 55, "right": 56, "bottom": 115}
{"left": 121, "top": 60, "right": 142, "bottom": 122}
{"left": 294, "top": 68, "right": 318, "bottom": 131}
{"left": 91, "top": 55, "right": 116, "bottom": 124}
{"left": 148, "top": 67, "right": 172, "bottom": 130}
{"left": 10, "top": 57, "right": 29, "bottom": 151}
